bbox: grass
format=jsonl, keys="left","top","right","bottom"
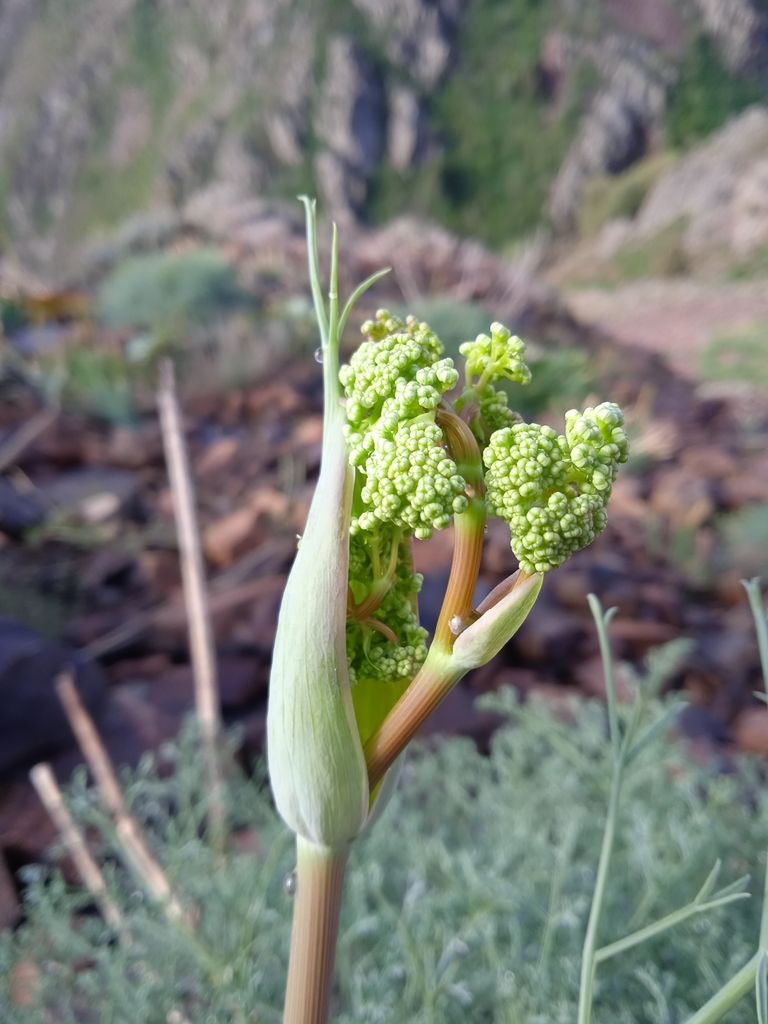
{"left": 699, "top": 324, "right": 768, "bottom": 392}
{"left": 666, "top": 36, "right": 764, "bottom": 150}
{"left": 576, "top": 153, "right": 678, "bottom": 238}
{"left": 4, "top": 670, "right": 768, "bottom": 1023}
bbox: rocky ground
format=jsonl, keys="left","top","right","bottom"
{"left": 563, "top": 278, "right": 768, "bottom": 376}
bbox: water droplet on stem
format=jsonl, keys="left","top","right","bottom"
{"left": 449, "top": 615, "right": 467, "bottom": 636}
{"left": 284, "top": 869, "right": 297, "bottom": 897}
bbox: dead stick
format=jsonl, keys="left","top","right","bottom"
{"left": 157, "top": 359, "right": 225, "bottom": 846}
{"left": 30, "top": 762, "right": 125, "bottom": 935}
{"left": 0, "top": 405, "right": 58, "bottom": 474}
{"left": 56, "top": 674, "right": 189, "bottom": 926}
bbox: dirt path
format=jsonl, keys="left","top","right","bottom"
{"left": 563, "top": 279, "right": 768, "bottom": 380}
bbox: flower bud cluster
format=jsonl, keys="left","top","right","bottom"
{"left": 347, "top": 532, "right": 427, "bottom": 686}
{"left": 483, "top": 402, "right": 629, "bottom": 574}
{"left": 459, "top": 322, "right": 532, "bottom": 386}
{"left": 340, "top": 310, "right": 466, "bottom": 538}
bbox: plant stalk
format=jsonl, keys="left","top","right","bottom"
{"left": 577, "top": 768, "right": 623, "bottom": 1024}
{"left": 684, "top": 952, "right": 760, "bottom": 1024}
{"left": 364, "top": 405, "right": 487, "bottom": 787}
{"left": 283, "top": 837, "right": 349, "bottom": 1024}
{"left": 364, "top": 647, "right": 462, "bottom": 789}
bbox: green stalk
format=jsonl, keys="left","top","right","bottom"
{"left": 283, "top": 838, "right": 349, "bottom": 1024}
{"left": 747, "top": 578, "right": 768, "bottom": 955}
{"left": 684, "top": 953, "right": 760, "bottom": 1024}
{"left": 683, "top": 580, "right": 768, "bottom": 1024}
{"left": 577, "top": 769, "right": 622, "bottom": 1024}
{"left": 577, "top": 597, "right": 623, "bottom": 1024}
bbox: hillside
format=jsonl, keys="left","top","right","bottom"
{"left": 1, "top": 0, "right": 768, "bottom": 277}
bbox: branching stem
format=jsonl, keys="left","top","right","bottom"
{"left": 364, "top": 404, "right": 486, "bottom": 788}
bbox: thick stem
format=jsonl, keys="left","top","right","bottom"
{"left": 364, "top": 647, "right": 462, "bottom": 790}
{"left": 283, "top": 838, "right": 349, "bottom": 1024}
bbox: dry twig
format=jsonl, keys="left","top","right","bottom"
{"left": 157, "top": 359, "right": 226, "bottom": 846}
{"left": 55, "top": 673, "right": 190, "bottom": 926}
{"left": 30, "top": 762, "right": 125, "bottom": 934}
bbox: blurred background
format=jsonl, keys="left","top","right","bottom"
{"left": 1, "top": 0, "right": 768, "bottom": 918}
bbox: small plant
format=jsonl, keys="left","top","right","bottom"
{"left": 7, "top": 596, "right": 768, "bottom": 1022}
{"left": 267, "top": 200, "right": 629, "bottom": 1021}
{"left": 97, "top": 248, "right": 246, "bottom": 333}
{"left": 699, "top": 326, "right": 768, "bottom": 393}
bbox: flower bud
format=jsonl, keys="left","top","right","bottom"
{"left": 450, "top": 570, "right": 543, "bottom": 672}
{"left": 267, "top": 407, "right": 370, "bottom": 849}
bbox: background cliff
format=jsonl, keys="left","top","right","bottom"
{"left": 2, "top": 0, "right": 768, "bottom": 276}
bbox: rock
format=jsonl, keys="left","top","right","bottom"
{"left": 512, "top": 595, "right": 586, "bottom": 668}
{"left": 574, "top": 653, "right": 635, "bottom": 702}
{"left": 35, "top": 467, "right": 141, "bottom": 524}
{"left": 9, "top": 961, "right": 39, "bottom": 1009}
{"left": 387, "top": 86, "right": 428, "bottom": 171}
{"left": 732, "top": 706, "right": 768, "bottom": 753}
{"left": 695, "top": 0, "right": 768, "bottom": 80}
{"left": 351, "top": 0, "right": 464, "bottom": 88}
{"left": 204, "top": 506, "right": 264, "bottom": 568}
{"left": 417, "top": 681, "right": 498, "bottom": 746}
{"left": 635, "top": 107, "right": 768, "bottom": 258}
{"left": 0, "top": 853, "right": 19, "bottom": 929}
{"left": 315, "top": 37, "right": 386, "bottom": 221}
{"left": 139, "top": 656, "right": 264, "bottom": 715}
{"left": 105, "top": 424, "right": 163, "bottom": 470}
{"left": 196, "top": 436, "right": 240, "bottom": 477}
{"left": 649, "top": 466, "right": 715, "bottom": 527}
{"left": 0, "top": 620, "right": 107, "bottom": 778}
{"left": 0, "top": 479, "right": 47, "bottom": 537}
{"left": 108, "top": 87, "right": 151, "bottom": 167}
{"left": 550, "top": 34, "right": 672, "bottom": 229}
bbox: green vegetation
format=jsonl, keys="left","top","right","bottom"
{"left": 720, "top": 504, "right": 768, "bottom": 579}
{"left": 515, "top": 344, "right": 594, "bottom": 418}
{"left": 97, "top": 249, "right": 247, "bottom": 331}
{"left": 5, "top": 665, "right": 768, "bottom": 1023}
{"left": 577, "top": 154, "right": 677, "bottom": 238}
{"left": 612, "top": 220, "right": 689, "bottom": 280}
{"left": 699, "top": 325, "right": 768, "bottom": 392}
{"left": 370, "top": 0, "right": 593, "bottom": 245}
{"left": 666, "top": 36, "right": 764, "bottom": 149}
{"left": 5, "top": 0, "right": 768, "bottom": 256}
{"left": 729, "top": 246, "right": 768, "bottom": 280}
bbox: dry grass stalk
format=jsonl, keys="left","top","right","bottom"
{"left": 0, "top": 405, "right": 58, "bottom": 474}
{"left": 55, "top": 673, "right": 189, "bottom": 926}
{"left": 157, "top": 359, "right": 225, "bottom": 846}
{"left": 29, "top": 762, "right": 125, "bottom": 935}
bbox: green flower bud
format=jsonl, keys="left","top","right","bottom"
{"left": 450, "top": 570, "right": 543, "bottom": 672}
{"left": 459, "top": 322, "right": 532, "bottom": 387}
{"left": 267, "top": 401, "right": 370, "bottom": 848}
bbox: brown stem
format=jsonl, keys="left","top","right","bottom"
{"left": 433, "top": 404, "right": 486, "bottom": 649}
{"left": 364, "top": 649, "right": 462, "bottom": 790}
{"left": 283, "top": 838, "right": 349, "bottom": 1024}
